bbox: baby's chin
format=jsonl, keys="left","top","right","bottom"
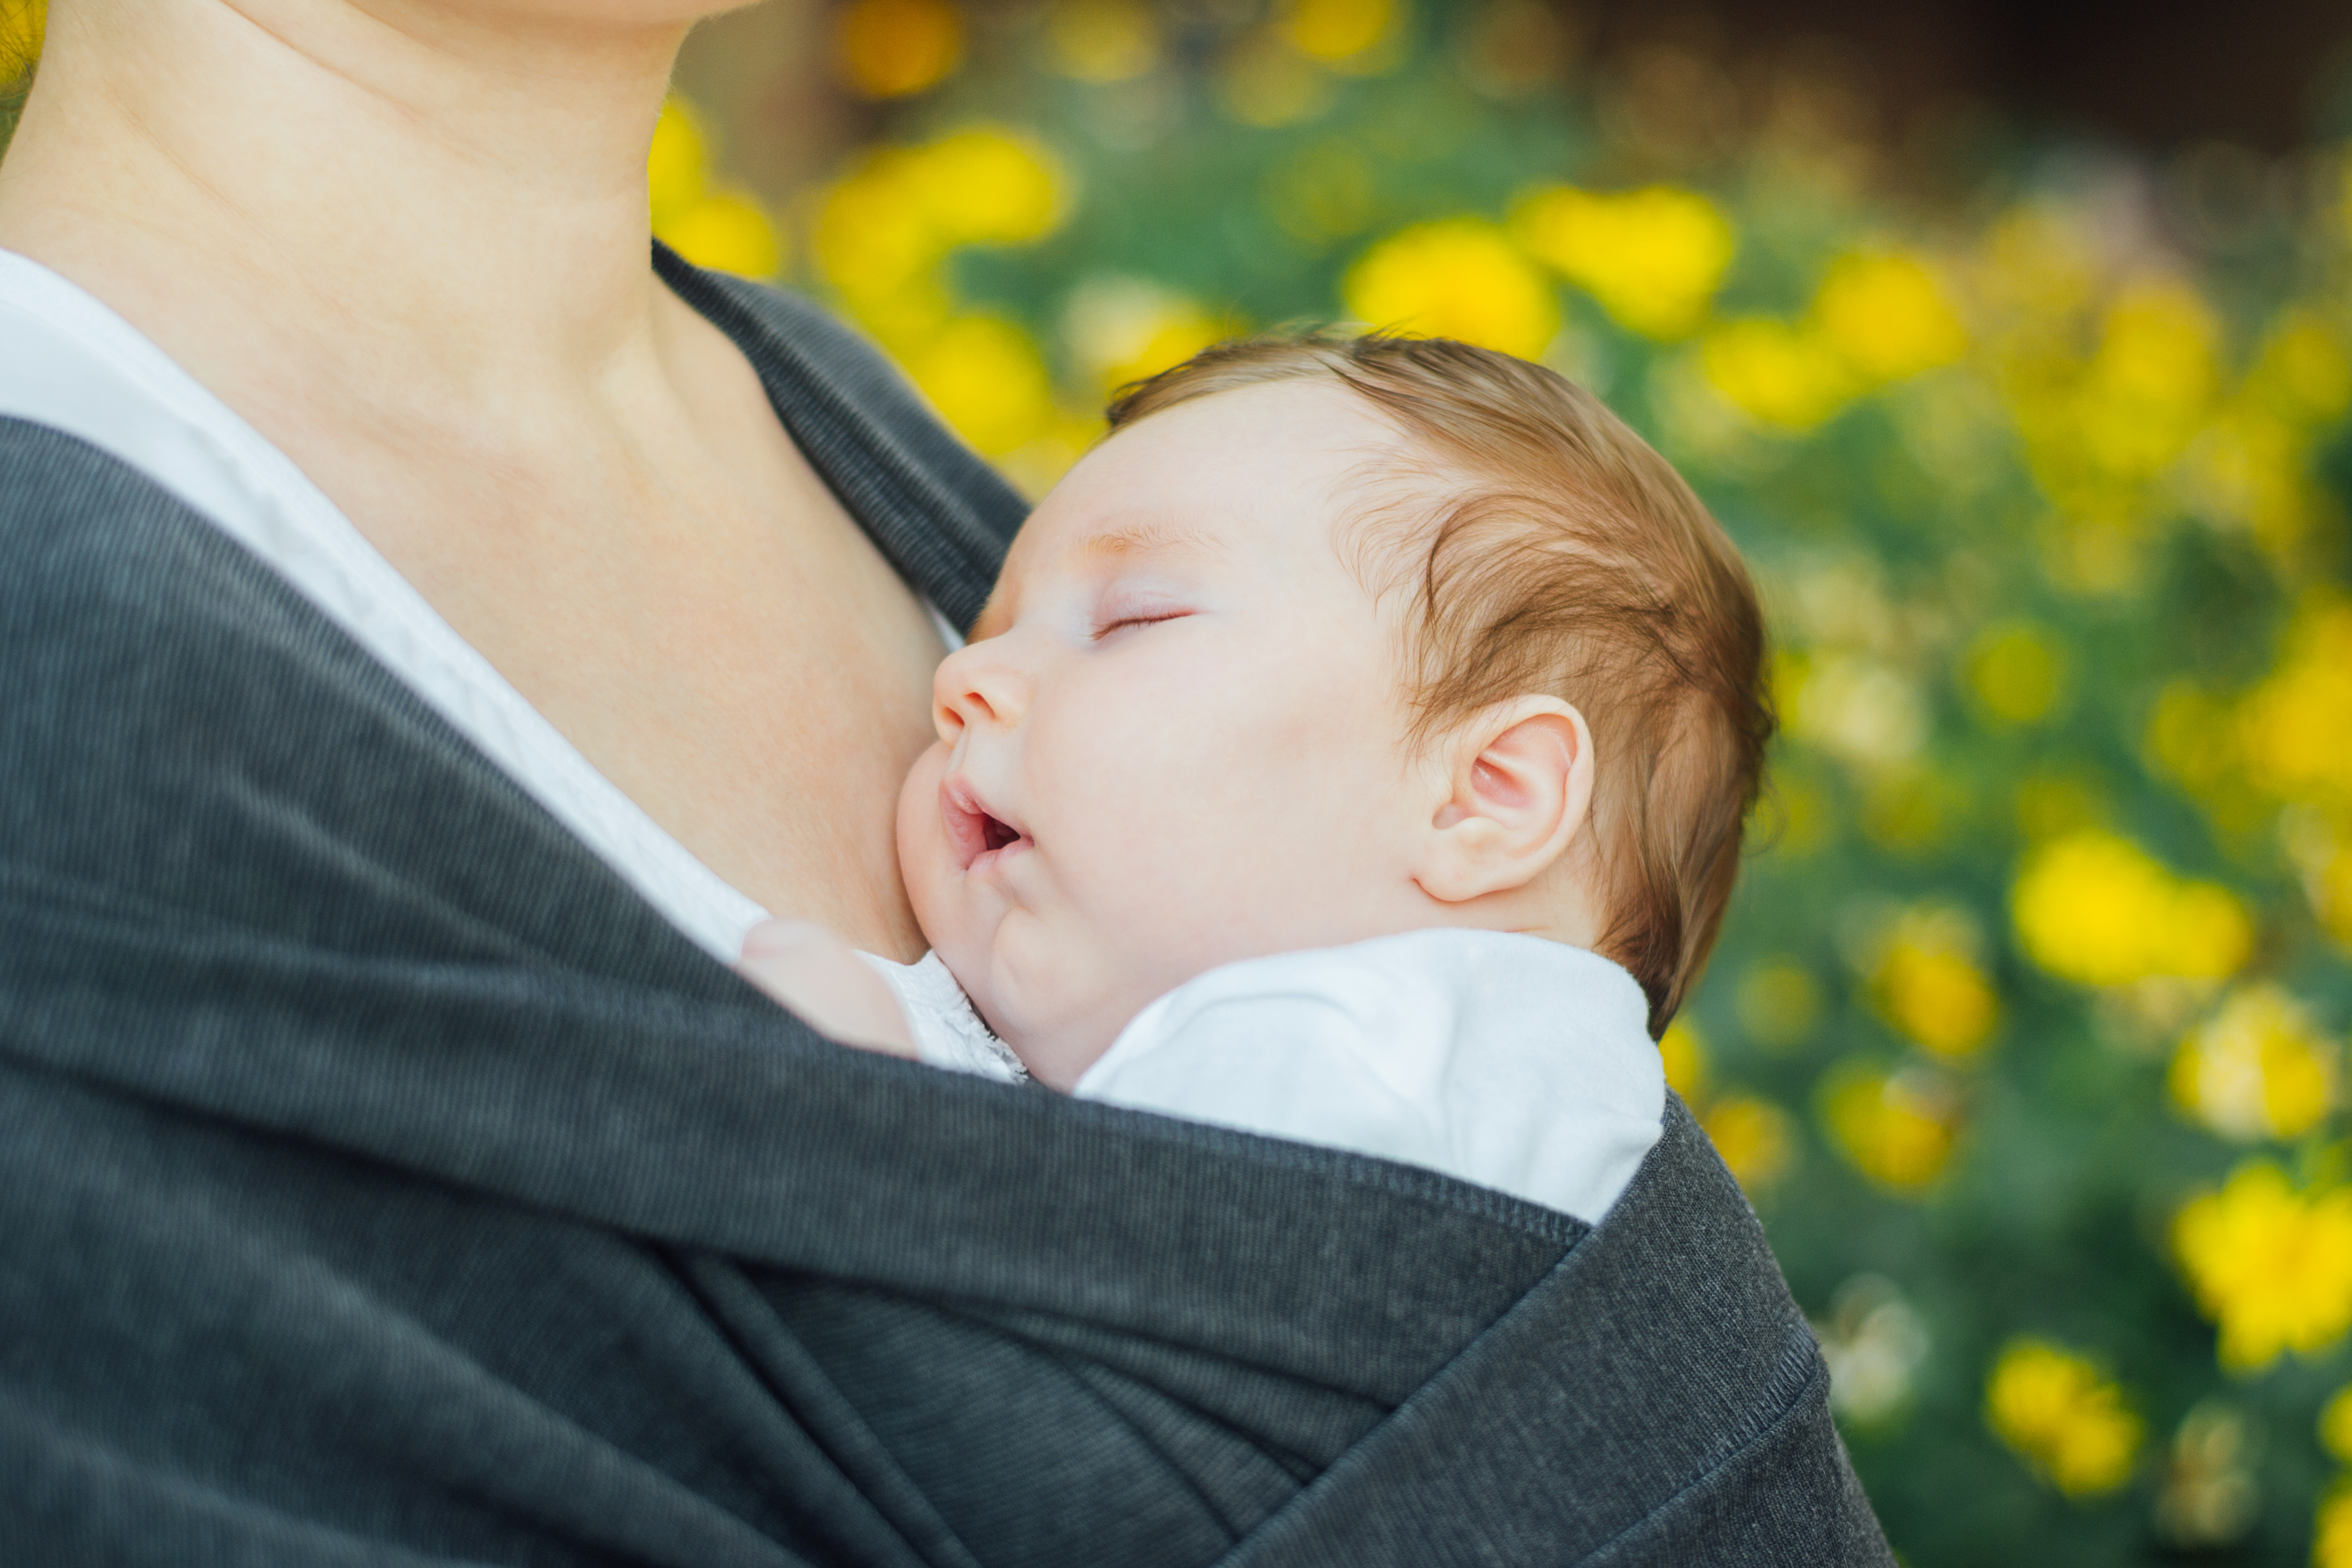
{"left": 946, "top": 923, "right": 1135, "bottom": 1091}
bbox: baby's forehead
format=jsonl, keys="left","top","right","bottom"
{"left": 973, "top": 384, "right": 1425, "bottom": 627}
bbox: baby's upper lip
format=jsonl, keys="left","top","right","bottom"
{"left": 941, "top": 773, "right": 1030, "bottom": 872}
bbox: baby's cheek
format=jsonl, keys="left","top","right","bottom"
{"left": 894, "top": 745, "right": 957, "bottom": 950}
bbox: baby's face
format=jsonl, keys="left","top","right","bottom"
{"left": 897, "top": 381, "right": 1443, "bottom": 1088}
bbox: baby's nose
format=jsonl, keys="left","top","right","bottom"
{"left": 933, "top": 641, "right": 1027, "bottom": 738}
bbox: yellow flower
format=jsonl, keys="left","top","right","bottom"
{"left": 2237, "top": 600, "right": 2352, "bottom": 810}
{"left": 813, "top": 153, "right": 943, "bottom": 305}
{"left": 2173, "top": 1161, "right": 2352, "bottom": 1371}
{"left": 1043, "top": 0, "right": 1161, "bottom": 83}
{"left": 2168, "top": 984, "right": 2338, "bottom": 1142}
{"left": 2290, "top": 823, "right": 2352, "bottom": 950}
{"left": 1342, "top": 219, "right": 1558, "bottom": 359}
{"left": 647, "top": 100, "right": 782, "bottom": 280}
{"left": 1699, "top": 319, "right": 1857, "bottom": 432}
{"left": 1984, "top": 1338, "right": 2142, "bottom": 1497}
{"left": 2319, "top": 1488, "right": 2352, "bottom": 1568}
{"left": 1821, "top": 1062, "right": 1957, "bottom": 1192}
{"left": 905, "top": 126, "right": 1067, "bottom": 248}
{"left": 811, "top": 129, "right": 1065, "bottom": 315}
{"left": 902, "top": 314, "right": 1057, "bottom": 457}
{"left": 1704, "top": 1095, "right": 1796, "bottom": 1195}
{"left": 2073, "top": 280, "right": 2221, "bottom": 482}
{"left": 1811, "top": 251, "right": 1968, "bottom": 385}
{"left": 1061, "top": 276, "right": 1230, "bottom": 399}
{"left": 658, "top": 190, "right": 783, "bottom": 280}
{"left": 2184, "top": 404, "right": 2317, "bottom": 551}
{"left": 1658, "top": 1018, "right": 1707, "bottom": 1099}
{"left": 1873, "top": 909, "right": 2000, "bottom": 1061}
{"left": 834, "top": 0, "right": 965, "bottom": 99}
{"left": 2011, "top": 830, "right": 2252, "bottom": 989}
{"left": 1514, "top": 185, "right": 1735, "bottom": 340}
{"left": 1966, "top": 622, "right": 2064, "bottom": 726}
{"left": 648, "top": 99, "right": 709, "bottom": 225}
{"left": 1281, "top": 0, "right": 1401, "bottom": 66}
{"left": 0, "top": 0, "right": 41, "bottom": 83}
{"left": 2318, "top": 1382, "right": 2352, "bottom": 1463}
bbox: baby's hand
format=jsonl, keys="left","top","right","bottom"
{"left": 736, "top": 919, "right": 919, "bottom": 1059}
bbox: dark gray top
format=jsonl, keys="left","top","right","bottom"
{"left": 0, "top": 247, "right": 1895, "bottom": 1566}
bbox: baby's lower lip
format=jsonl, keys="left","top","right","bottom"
{"left": 970, "top": 837, "right": 1030, "bottom": 877}
{"left": 942, "top": 777, "right": 1030, "bottom": 873}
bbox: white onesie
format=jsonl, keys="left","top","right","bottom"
{"left": 860, "top": 928, "right": 1665, "bottom": 1224}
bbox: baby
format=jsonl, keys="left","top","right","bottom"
{"left": 741, "top": 332, "right": 1770, "bottom": 1224}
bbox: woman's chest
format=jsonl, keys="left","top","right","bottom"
{"left": 324, "top": 412, "right": 952, "bottom": 955}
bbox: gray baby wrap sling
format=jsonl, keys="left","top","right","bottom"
{"left": 0, "top": 249, "right": 1895, "bottom": 1566}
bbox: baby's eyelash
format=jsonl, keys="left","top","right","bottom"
{"left": 1093, "top": 610, "right": 1188, "bottom": 639}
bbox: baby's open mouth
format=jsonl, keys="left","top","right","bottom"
{"left": 943, "top": 776, "right": 1030, "bottom": 871}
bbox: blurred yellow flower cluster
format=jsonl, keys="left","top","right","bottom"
{"left": 1984, "top": 1337, "right": 2142, "bottom": 1497}
{"left": 2010, "top": 829, "right": 2251, "bottom": 989}
{"left": 834, "top": 0, "right": 965, "bottom": 100}
{"left": 1968, "top": 205, "right": 2342, "bottom": 586}
{"left": 1820, "top": 1061, "right": 1957, "bottom": 1192}
{"left": 2317, "top": 1388, "right": 2352, "bottom": 1567}
{"left": 2322, "top": 1488, "right": 2352, "bottom": 1568}
{"left": 2173, "top": 1160, "right": 2352, "bottom": 1372}
{"left": 1660, "top": 1019, "right": 1796, "bottom": 1197}
{"left": 2184, "top": 309, "right": 2352, "bottom": 556}
{"left": 1283, "top": 0, "right": 1403, "bottom": 65}
{"left": 813, "top": 125, "right": 1071, "bottom": 461}
{"left": 1342, "top": 218, "right": 1557, "bottom": 358}
{"left": 648, "top": 100, "right": 782, "bottom": 281}
{"left": 2238, "top": 598, "right": 2352, "bottom": 809}
{"left": 0, "top": 0, "right": 39, "bottom": 84}
{"left": 2167, "top": 983, "right": 2338, "bottom": 1142}
{"left": 2153, "top": 596, "right": 2352, "bottom": 950}
{"left": 1512, "top": 184, "right": 1734, "bottom": 340}
{"left": 1702, "top": 251, "right": 1966, "bottom": 432}
{"left": 1869, "top": 905, "right": 2001, "bottom": 1061}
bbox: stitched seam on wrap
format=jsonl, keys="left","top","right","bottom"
{"left": 1570, "top": 1331, "right": 1833, "bottom": 1568}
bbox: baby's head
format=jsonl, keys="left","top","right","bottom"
{"left": 899, "top": 333, "right": 1772, "bottom": 1088}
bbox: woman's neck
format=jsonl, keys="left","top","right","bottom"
{"left": 0, "top": 0, "right": 699, "bottom": 402}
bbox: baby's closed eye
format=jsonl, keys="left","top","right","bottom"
{"left": 1093, "top": 608, "right": 1192, "bottom": 639}
{"left": 1090, "top": 583, "right": 1197, "bottom": 639}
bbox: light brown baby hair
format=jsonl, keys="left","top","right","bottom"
{"left": 1107, "top": 331, "right": 1773, "bottom": 1037}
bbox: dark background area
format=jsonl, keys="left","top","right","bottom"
{"left": 1572, "top": 0, "right": 2352, "bottom": 150}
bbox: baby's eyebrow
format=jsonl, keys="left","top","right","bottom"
{"left": 1075, "top": 521, "right": 1226, "bottom": 562}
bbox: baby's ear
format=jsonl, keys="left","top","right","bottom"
{"left": 1415, "top": 697, "right": 1595, "bottom": 904}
